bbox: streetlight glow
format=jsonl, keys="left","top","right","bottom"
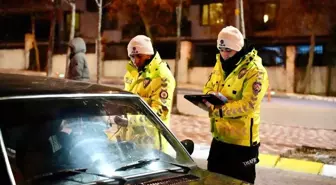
{"left": 263, "top": 14, "right": 269, "bottom": 23}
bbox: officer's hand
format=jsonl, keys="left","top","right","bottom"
{"left": 212, "top": 92, "right": 228, "bottom": 105}
{"left": 202, "top": 92, "right": 228, "bottom": 109}
{"left": 114, "top": 115, "right": 128, "bottom": 127}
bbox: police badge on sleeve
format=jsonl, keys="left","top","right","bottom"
{"left": 160, "top": 90, "right": 168, "bottom": 99}
{"left": 252, "top": 81, "right": 262, "bottom": 95}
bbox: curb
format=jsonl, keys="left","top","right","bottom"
{"left": 271, "top": 92, "right": 336, "bottom": 103}
{"left": 191, "top": 144, "right": 336, "bottom": 178}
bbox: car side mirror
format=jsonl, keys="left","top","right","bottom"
{"left": 181, "top": 139, "right": 194, "bottom": 155}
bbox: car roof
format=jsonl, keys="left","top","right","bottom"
{"left": 0, "top": 73, "right": 130, "bottom": 97}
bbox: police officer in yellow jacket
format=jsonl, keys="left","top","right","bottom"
{"left": 202, "top": 26, "right": 269, "bottom": 184}
{"left": 112, "top": 35, "right": 176, "bottom": 152}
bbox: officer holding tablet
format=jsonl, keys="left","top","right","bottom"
{"left": 201, "top": 26, "right": 269, "bottom": 184}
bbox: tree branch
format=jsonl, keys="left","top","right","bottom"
{"left": 95, "top": 0, "right": 100, "bottom": 7}
{"left": 63, "top": 0, "right": 72, "bottom": 5}
{"left": 103, "top": 0, "right": 113, "bottom": 8}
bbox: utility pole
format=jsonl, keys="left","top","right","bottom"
{"left": 235, "top": 0, "right": 240, "bottom": 29}
{"left": 235, "top": 0, "right": 245, "bottom": 37}
{"left": 239, "top": 0, "right": 246, "bottom": 37}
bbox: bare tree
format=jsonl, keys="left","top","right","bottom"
{"left": 95, "top": 0, "right": 103, "bottom": 84}
{"left": 172, "top": 0, "right": 182, "bottom": 114}
{"left": 239, "top": 0, "right": 245, "bottom": 37}
{"left": 31, "top": 15, "right": 40, "bottom": 71}
{"left": 276, "top": 0, "right": 332, "bottom": 94}
{"left": 300, "top": 0, "right": 322, "bottom": 94}
{"left": 108, "top": 0, "right": 189, "bottom": 40}
{"left": 235, "top": 0, "right": 245, "bottom": 37}
{"left": 46, "top": 0, "right": 60, "bottom": 76}
{"left": 63, "top": 0, "right": 76, "bottom": 78}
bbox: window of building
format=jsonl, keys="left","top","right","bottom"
{"left": 102, "top": 11, "right": 118, "bottom": 30}
{"left": 257, "top": 46, "right": 285, "bottom": 66}
{"left": 297, "top": 45, "right": 323, "bottom": 55}
{"left": 86, "top": 0, "right": 98, "bottom": 12}
{"left": 86, "top": 0, "right": 110, "bottom": 12}
{"left": 296, "top": 45, "right": 326, "bottom": 66}
{"left": 65, "top": 12, "right": 80, "bottom": 34}
{"left": 252, "top": 2, "right": 278, "bottom": 31}
{"left": 190, "top": 45, "right": 218, "bottom": 67}
{"left": 201, "top": 3, "right": 224, "bottom": 26}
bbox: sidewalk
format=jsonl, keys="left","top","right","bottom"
{"left": 100, "top": 76, "right": 336, "bottom": 103}
{"left": 170, "top": 114, "right": 336, "bottom": 178}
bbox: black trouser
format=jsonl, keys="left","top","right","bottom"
{"left": 207, "top": 138, "right": 260, "bottom": 184}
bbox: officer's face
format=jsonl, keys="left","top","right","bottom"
{"left": 130, "top": 54, "right": 151, "bottom": 68}
{"left": 218, "top": 47, "right": 238, "bottom": 60}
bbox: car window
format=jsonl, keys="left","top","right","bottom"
{"left": 0, "top": 96, "right": 194, "bottom": 185}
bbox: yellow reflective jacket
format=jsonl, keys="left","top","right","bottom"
{"left": 124, "top": 52, "right": 176, "bottom": 126}
{"left": 203, "top": 49, "right": 269, "bottom": 147}
{"left": 109, "top": 52, "right": 175, "bottom": 151}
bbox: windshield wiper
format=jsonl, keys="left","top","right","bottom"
{"left": 28, "top": 168, "right": 127, "bottom": 184}
{"left": 166, "top": 161, "right": 192, "bottom": 173}
{"left": 115, "top": 158, "right": 192, "bottom": 173}
{"left": 115, "top": 158, "right": 160, "bottom": 171}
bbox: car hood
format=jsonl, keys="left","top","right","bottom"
{"left": 139, "top": 167, "right": 251, "bottom": 185}
{"left": 189, "top": 167, "right": 250, "bottom": 185}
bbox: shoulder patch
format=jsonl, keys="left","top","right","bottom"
{"left": 252, "top": 81, "right": 262, "bottom": 95}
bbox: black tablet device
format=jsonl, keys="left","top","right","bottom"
{"left": 184, "top": 94, "right": 226, "bottom": 106}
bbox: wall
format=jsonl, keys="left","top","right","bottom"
{"left": 79, "top": 12, "right": 99, "bottom": 43}
{"left": 51, "top": 56, "right": 176, "bottom": 81}
{"left": 0, "top": 49, "right": 25, "bottom": 70}
{"left": 52, "top": 54, "right": 97, "bottom": 79}
{"left": 265, "top": 67, "right": 286, "bottom": 92}
{"left": 187, "top": 67, "right": 213, "bottom": 85}
{"left": 61, "top": 0, "right": 86, "bottom": 11}
{"left": 103, "top": 60, "right": 176, "bottom": 78}
{"left": 294, "top": 67, "right": 330, "bottom": 95}
{"left": 187, "top": 66, "right": 336, "bottom": 95}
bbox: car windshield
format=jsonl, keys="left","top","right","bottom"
{"left": 0, "top": 94, "right": 194, "bottom": 185}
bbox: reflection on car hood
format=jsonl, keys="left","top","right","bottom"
{"left": 140, "top": 167, "right": 250, "bottom": 185}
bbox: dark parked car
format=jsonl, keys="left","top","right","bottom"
{"left": 0, "top": 73, "right": 250, "bottom": 185}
